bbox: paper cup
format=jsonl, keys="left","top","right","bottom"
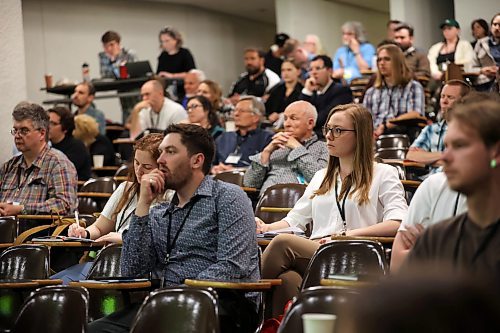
{"left": 302, "top": 313, "right": 337, "bottom": 333}
{"left": 93, "top": 155, "right": 104, "bottom": 168}
{"left": 44, "top": 74, "right": 53, "bottom": 88}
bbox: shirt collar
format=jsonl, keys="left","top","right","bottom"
{"left": 404, "top": 46, "right": 416, "bottom": 55}
{"left": 167, "top": 176, "right": 214, "bottom": 211}
{"left": 317, "top": 79, "right": 333, "bottom": 95}
{"left": 16, "top": 144, "right": 50, "bottom": 170}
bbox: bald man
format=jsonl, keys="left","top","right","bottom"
{"left": 243, "top": 101, "right": 328, "bottom": 192}
{"left": 129, "top": 79, "right": 187, "bottom": 138}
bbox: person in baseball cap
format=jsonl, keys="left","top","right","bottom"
{"left": 440, "top": 19, "right": 460, "bottom": 29}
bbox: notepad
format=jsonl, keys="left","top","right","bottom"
{"left": 80, "top": 278, "right": 149, "bottom": 283}
{"left": 257, "top": 226, "right": 306, "bottom": 238}
{"left": 31, "top": 236, "right": 96, "bottom": 243}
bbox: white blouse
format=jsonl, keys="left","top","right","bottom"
{"left": 101, "top": 181, "right": 137, "bottom": 234}
{"left": 284, "top": 163, "right": 408, "bottom": 239}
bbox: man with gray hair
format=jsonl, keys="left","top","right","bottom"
{"left": 0, "top": 102, "right": 77, "bottom": 221}
{"left": 243, "top": 101, "right": 328, "bottom": 192}
{"left": 181, "top": 69, "right": 206, "bottom": 108}
{"left": 212, "top": 96, "right": 273, "bottom": 174}
{"left": 332, "top": 21, "right": 376, "bottom": 83}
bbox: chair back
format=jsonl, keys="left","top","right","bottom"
{"left": 301, "top": 240, "right": 388, "bottom": 290}
{"left": 78, "top": 197, "right": 99, "bottom": 215}
{"left": 255, "top": 183, "right": 307, "bottom": 223}
{"left": 375, "top": 147, "right": 408, "bottom": 160}
{"left": 80, "top": 177, "right": 117, "bottom": 193}
{"left": 0, "top": 245, "right": 50, "bottom": 280}
{"left": 130, "top": 288, "right": 219, "bottom": 333}
{"left": 12, "top": 286, "right": 88, "bottom": 333}
{"left": 214, "top": 170, "right": 245, "bottom": 186}
{"left": 114, "top": 164, "right": 130, "bottom": 177}
{"left": 277, "top": 286, "right": 359, "bottom": 333}
{"left": 0, "top": 217, "right": 17, "bottom": 243}
{"left": 87, "top": 244, "right": 122, "bottom": 279}
{"left": 376, "top": 134, "right": 410, "bottom": 149}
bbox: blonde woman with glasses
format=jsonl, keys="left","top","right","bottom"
{"left": 257, "top": 103, "right": 408, "bottom": 317}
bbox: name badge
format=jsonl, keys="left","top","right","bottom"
{"left": 225, "top": 153, "right": 242, "bottom": 164}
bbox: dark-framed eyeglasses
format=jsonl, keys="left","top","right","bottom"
{"left": 186, "top": 104, "right": 203, "bottom": 112}
{"left": 322, "top": 126, "right": 356, "bottom": 138}
{"left": 10, "top": 127, "right": 40, "bottom": 136}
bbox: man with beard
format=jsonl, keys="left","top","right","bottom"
{"left": 0, "top": 102, "right": 77, "bottom": 219}
{"left": 72, "top": 81, "right": 106, "bottom": 135}
{"left": 403, "top": 94, "right": 500, "bottom": 281}
{"left": 88, "top": 124, "right": 260, "bottom": 333}
{"left": 393, "top": 23, "right": 430, "bottom": 79}
{"left": 228, "top": 47, "right": 280, "bottom": 105}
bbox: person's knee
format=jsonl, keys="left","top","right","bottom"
{"left": 266, "top": 234, "right": 296, "bottom": 252}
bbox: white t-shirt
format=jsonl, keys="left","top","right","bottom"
{"left": 138, "top": 97, "right": 187, "bottom": 132}
{"left": 101, "top": 181, "right": 137, "bottom": 233}
{"left": 399, "top": 172, "right": 467, "bottom": 231}
{"left": 285, "top": 163, "right": 408, "bottom": 239}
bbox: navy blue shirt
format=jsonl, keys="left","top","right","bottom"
{"left": 214, "top": 128, "right": 273, "bottom": 167}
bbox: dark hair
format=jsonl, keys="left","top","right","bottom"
{"left": 244, "top": 47, "right": 266, "bottom": 59}
{"left": 394, "top": 23, "right": 414, "bottom": 37}
{"left": 311, "top": 55, "right": 333, "bottom": 69}
{"left": 12, "top": 102, "right": 49, "bottom": 141}
{"left": 187, "top": 95, "right": 220, "bottom": 129}
{"left": 101, "top": 30, "right": 121, "bottom": 44}
{"left": 471, "top": 18, "right": 489, "bottom": 36}
{"left": 387, "top": 19, "right": 402, "bottom": 27}
{"left": 47, "top": 106, "right": 75, "bottom": 134}
{"left": 491, "top": 13, "right": 500, "bottom": 29}
{"left": 77, "top": 81, "right": 96, "bottom": 96}
{"left": 164, "top": 124, "right": 215, "bottom": 175}
{"left": 159, "top": 26, "right": 183, "bottom": 48}
{"left": 112, "top": 133, "right": 164, "bottom": 221}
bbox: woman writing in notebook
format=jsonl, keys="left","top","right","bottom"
{"left": 257, "top": 103, "right": 408, "bottom": 317}
{"left": 52, "top": 134, "right": 165, "bottom": 283}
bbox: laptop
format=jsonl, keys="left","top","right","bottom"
{"left": 125, "top": 61, "right": 154, "bottom": 78}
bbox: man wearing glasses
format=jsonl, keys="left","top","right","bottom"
{"left": 299, "top": 55, "right": 353, "bottom": 139}
{"left": 0, "top": 102, "right": 77, "bottom": 227}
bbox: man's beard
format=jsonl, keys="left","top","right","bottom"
{"left": 246, "top": 65, "right": 260, "bottom": 76}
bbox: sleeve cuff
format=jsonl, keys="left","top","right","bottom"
{"left": 301, "top": 88, "right": 313, "bottom": 96}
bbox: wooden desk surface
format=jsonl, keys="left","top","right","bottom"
{"left": 330, "top": 235, "right": 395, "bottom": 244}
{"left": 184, "top": 279, "right": 272, "bottom": 291}
{"left": 28, "top": 241, "right": 106, "bottom": 248}
{"left": 113, "top": 138, "right": 135, "bottom": 145}
{"left": 69, "top": 280, "right": 151, "bottom": 290}
{"left": 91, "top": 166, "right": 119, "bottom": 172}
{"left": 259, "top": 207, "right": 292, "bottom": 213}
{"left": 0, "top": 243, "right": 14, "bottom": 249}
{"left": 77, "top": 192, "right": 112, "bottom": 198}
{"left": 382, "top": 159, "right": 426, "bottom": 169}
{"left": 33, "top": 279, "right": 63, "bottom": 286}
{"left": 0, "top": 281, "right": 39, "bottom": 288}
{"left": 241, "top": 187, "right": 258, "bottom": 193}
{"left": 17, "top": 215, "right": 57, "bottom": 220}
{"left": 401, "top": 180, "right": 422, "bottom": 189}
{"left": 320, "top": 278, "right": 375, "bottom": 288}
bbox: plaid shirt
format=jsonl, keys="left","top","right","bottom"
{"left": 363, "top": 80, "right": 425, "bottom": 127}
{"left": 411, "top": 120, "right": 447, "bottom": 152}
{"left": 98, "top": 48, "right": 137, "bottom": 78}
{"left": 0, "top": 145, "right": 78, "bottom": 214}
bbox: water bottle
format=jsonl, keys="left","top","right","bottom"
{"left": 82, "top": 63, "right": 90, "bottom": 82}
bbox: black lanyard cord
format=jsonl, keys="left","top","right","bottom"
{"left": 334, "top": 176, "right": 352, "bottom": 235}
{"left": 116, "top": 188, "right": 137, "bottom": 232}
{"left": 165, "top": 197, "right": 199, "bottom": 263}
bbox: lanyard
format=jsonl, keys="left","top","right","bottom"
{"left": 453, "top": 215, "right": 500, "bottom": 265}
{"left": 149, "top": 109, "right": 160, "bottom": 129}
{"left": 452, "top": 193, "right": 460, "bottom": 217}
{"left": 165, "top": 197, "right": 199, "bottom": 264}
{"left": 334, "top": 176, "right": 351, "bottom": 233}
{"left": 116, "top": 190, "right": 136, "bottom": 232}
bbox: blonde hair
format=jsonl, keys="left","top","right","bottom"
{"left": 313, "top": 104, "right": 374, "bottom": 205}
{"left": 73, "top": 114, "right": 99, "bottom": 146}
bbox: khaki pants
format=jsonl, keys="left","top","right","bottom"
{"left": 261, "top": 234, "right": 320, "bottom": 317}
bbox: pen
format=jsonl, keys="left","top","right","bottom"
{"left": 74, "top": 210, "right": 80, "bottom": 238}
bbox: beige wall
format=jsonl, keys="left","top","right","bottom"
{"left": 454, "top": 0, "right": 499, "bottom": 43}
{"left": 0, "top": 0, "right": 26, "bottom": 164}
{"left": 276, "top": 0, "right": 389, "bottom": 57}
{"left": 22, "top": 0, "right": 275, "bottom": 122}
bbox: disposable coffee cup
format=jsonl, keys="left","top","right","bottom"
{"left": 225, "top": 120, "right": 236, "bottom": 132}
{"left": 44, "top": 74, "right": 53, "bottom": 88}
{"left": 93, "top": 155, "right": 104, "bottom": 168}
{"left": 302, "top": 313, "right": 337, "bottom": 333}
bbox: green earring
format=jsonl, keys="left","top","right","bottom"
{"left": 491, "top": 159, "right": 497, "bottom": 169}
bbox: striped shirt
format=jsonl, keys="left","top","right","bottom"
{"left": 363, "top": 80, "right": 425, "bottom": 127}
{"left": 0, "top": 145, "right": 78, "bottom": 214}
{"left": 411, "top": 120, "right": 447, "bottom": 152}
